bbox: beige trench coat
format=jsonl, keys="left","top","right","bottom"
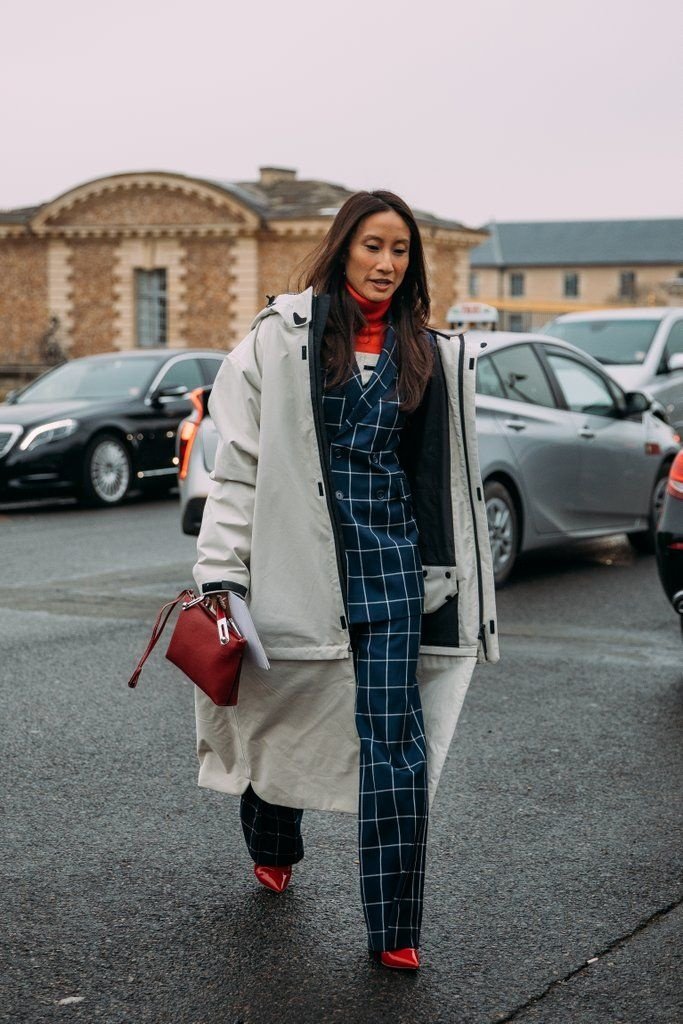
{"left": 192, "top": 288, "right": 499, "bottom": 813}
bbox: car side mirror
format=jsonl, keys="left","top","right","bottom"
{"left": 668, "top": 352, "right": 683, "bottom": 372}
{"left": 624, "top": 390, "right": 652, "bottom": 416}
{"left": 151, "top": 384, "right": 190, "bottom": 406}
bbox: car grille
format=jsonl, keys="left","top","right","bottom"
{"left": 0, "top": 425, "right": 22, "bottom": 458}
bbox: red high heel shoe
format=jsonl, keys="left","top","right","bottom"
{"left": 378, "top": 947, "right": 420, "bottom": 970}
{"left": 253, "top": 864, "right": 292, "bottom": 893}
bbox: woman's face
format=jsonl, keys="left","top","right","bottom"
{"left": 344, "top": 210, "right": 411, "bottom": 303}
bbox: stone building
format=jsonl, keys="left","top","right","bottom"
{"left": 469, "top": 218, "right": 683, "bottom": 332}
{"left": 0, "top": 167, "right": 486, "bottom": 370}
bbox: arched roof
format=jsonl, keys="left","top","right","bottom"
{"left": 29, "top": 171, "right": 263, "bottom": 234}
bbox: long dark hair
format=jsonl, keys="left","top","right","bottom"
{"left": 295, "top": 190, "right": 433, "bottom": 413}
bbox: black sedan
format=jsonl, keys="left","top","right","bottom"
{"left": 655, "top": 449, "right": 683, "bottom": 635}
{"left": 0, "top": 349, "right": 224, "bottom": 506}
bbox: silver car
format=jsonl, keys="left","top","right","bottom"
{"left": 542, "top": 307, "right": 683, "bottom": 433}
{"left": 177, "top": 331, "right": 680, "bottom": 585}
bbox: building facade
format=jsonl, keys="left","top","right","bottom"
{"left": 469, "top": 219, "right": 683, "bottom": 331}
{"left": 0, "top": 168, "right": 486, "bottom": 371}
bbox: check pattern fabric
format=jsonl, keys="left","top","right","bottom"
{"left": 238, "top": 323, "right": 429, "bottom": 950}
{"left": 240, "top": 784, "right": 304, "bottom": 867}
{"left": 351, "top": 613, "right": 428, "bottom": 951}
{"left": 322, "top": 324, "right": 425, "bottom": 624}
{"left": 238, "top": 614, "right": 428, "bottom": 950}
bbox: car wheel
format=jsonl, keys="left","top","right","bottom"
{"left": 485, "top": 480, "right": 519, "bottom": 587}
{"left": 628, "top": 465, "right": 669, "bottom": 554}
{"left": 80, "top": 433, "right": 132, "bottom": 507}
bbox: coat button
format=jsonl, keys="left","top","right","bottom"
{"left": 334, "top": 450, "right": 343, "bottom": 459}
{"left": 376, "top": 489, "right": 386, "bottom": 499}
{"left": 445, "top": 571, "right": 451, "bottom": 578}
{"left": 422, "top": 569, "right": 428, "bottom": 577}
{"left": 370, "top": 454, "right": 379, "bottom": 464}
{"left": 335, "top": 490, "right": 344, "bottom": 499}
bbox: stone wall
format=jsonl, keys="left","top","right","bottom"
{"left": 258, "top": 234, "right": 320, "bottom": 299}
{"left": 424, "top": 240, "right": 463, "bottom": 329}
{"left": 0, "top": 237, "right": 49, "bottom": 363}
{"left": 69, "top": 241, "right": 117, "bottom": 357}
{"left": 0, "top": 174, "right": 482, "bottom": 363}
{"left": 183, "top": 239, "right": 236, "bottom": 350}
{"left": 49, "top": 184, "right": 246, "bottom": 229}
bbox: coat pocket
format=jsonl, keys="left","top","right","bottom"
{"left": 422, "top": 565, "right": 458, "bottom": 615}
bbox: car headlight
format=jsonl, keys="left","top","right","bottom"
{"left": 19, "top": 419, "right": 79, "bottom": 452}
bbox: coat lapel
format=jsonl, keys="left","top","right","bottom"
{"left": 336, "top": 324, "right": 399, "bottom": 438}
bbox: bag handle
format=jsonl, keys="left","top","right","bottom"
{"left": 127, "top": 589, "right": 194, "bottom": 689}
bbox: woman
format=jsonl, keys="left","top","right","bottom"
{"left": 193, "top": 190, "right": 499, "bottom": 969}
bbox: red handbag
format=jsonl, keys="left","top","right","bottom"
{"left": 127, "top": 589, "right": 247, "bottom": 706}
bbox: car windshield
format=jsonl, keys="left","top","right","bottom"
{"left": 16, "top": 357, "right": 161, "bottom": 403}
{"left": 543, "top": 319, "right": 660, "bottom": 366}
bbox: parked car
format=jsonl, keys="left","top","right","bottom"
{"left": 0, "top": 349, "right": 225, "bottom": 506}
{"left": 542, "top": 307, "right": 683, "bottom": 433}
{"left": 177, "top": 332, "right": 680, "bottom": 585}
{"left": 655, "top": 450, "right": 683, "bottom": 636}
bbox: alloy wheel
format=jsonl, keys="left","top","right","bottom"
{"left": 487, "top": 496, "right": 514, "bottom": 578}
{"left": 89, "top": 438, "right": 131, "bottom": 504}
{"left": 652, "top": 473, "right": 668, "bottom": 526}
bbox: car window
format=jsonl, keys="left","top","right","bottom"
{"left": 156, "top": 358, "right": 203, "bottom": 392}
{"left": 16, "top": 356, "right": 161, "bottom": 402}
{"left": 488, "top": 345, "right": 556, "bottom": 407}
{"left": 200, "top": 357, "right": 224, "bottom": 385}
{"left": 543, "top": 318, "right": 660, "bottom": 366}
{"left": 476, "top": 355, "right": 506, "bottom": 398}
{"left": 664, "top": 321, "right": 683, "bottom": 360}
{"left": 547, "top": 354, "right": 618, "bottom": 418}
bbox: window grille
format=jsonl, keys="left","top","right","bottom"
{"left": 135, "top": 269, "right": 167, "bottom": 347}
{"left": 619, "top": 271, "right": 636, "bottom": 300}
{"left": 510, "top": 272, "right": 524, "bottom": 297}
{"left": 564, "top": 273, "right": 579, "bottom": 298}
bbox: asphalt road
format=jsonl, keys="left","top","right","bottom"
{"left": 1, "top": 495, "right": 681, "bottom": 1024}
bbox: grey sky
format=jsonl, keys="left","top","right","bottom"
{"left": 2, "top": 0, "right": 681, "bottom": 228}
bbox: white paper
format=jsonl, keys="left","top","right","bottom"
{"left": 225, "top": 593, "right": 270, "bottom": 670}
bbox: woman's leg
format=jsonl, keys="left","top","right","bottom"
{"left": 351, "top": 613, "right": 428, "bottom": 952}
{"left": 239, "top": 784, "right": 304, "bottom": 866}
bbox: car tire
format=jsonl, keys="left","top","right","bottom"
{"left": 628, "top": 464, "right": 670, "bottom": 555}
{"left": 80, "top": 433, "right": 133, "bottom": 507}
{"left": 485, "top": 480, "right": 519, "bottom": 587}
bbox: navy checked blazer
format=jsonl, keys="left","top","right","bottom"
{"left": 322, "top": 323, "right": 426, "bottom": 624}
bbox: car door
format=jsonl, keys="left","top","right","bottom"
{"left": 654, "top": 319, "right": 683, "bottom": 432}
{"left": 482, "top": 343, "right": 585, "bottom": 535}
{"left": 544, "top": 349, "right": 651, "bottom": 529}
{"left": 141, "top": 356, "right": 204, "bottom": 473}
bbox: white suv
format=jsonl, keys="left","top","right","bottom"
{"left": 543, "top": 307, "right": 683, "bottom": 432}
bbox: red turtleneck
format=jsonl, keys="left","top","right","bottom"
{"left": 345, "top": 280, "right": 391, "bottom": 355}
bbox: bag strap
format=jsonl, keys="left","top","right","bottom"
{"left": 127, "top": 589, "right": 194, "bottom": 689}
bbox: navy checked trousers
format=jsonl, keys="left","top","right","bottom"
{"left": 240, "top": 611, "right": 428, "bottom": 952}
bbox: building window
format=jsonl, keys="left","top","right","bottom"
{"left": 564, "top": 272, "right": 579, "bottom": 297}
{"left": 510, "top": 272, "right": 524, "bottom": 297}
{"left": 509, "top": 314, "right": 524, "bottom": 332}
{"left": 619, "top": 271, "right": 636, "bottom": 300}
{"left": 135, "top": 269, "right": 167, "bottom": 347}
{"left": 469, "top": 271, "right": 479, "bottom": 297}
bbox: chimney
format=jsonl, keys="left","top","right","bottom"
{"left": 259, "top": 166, "right": 297, "bottom": 186}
